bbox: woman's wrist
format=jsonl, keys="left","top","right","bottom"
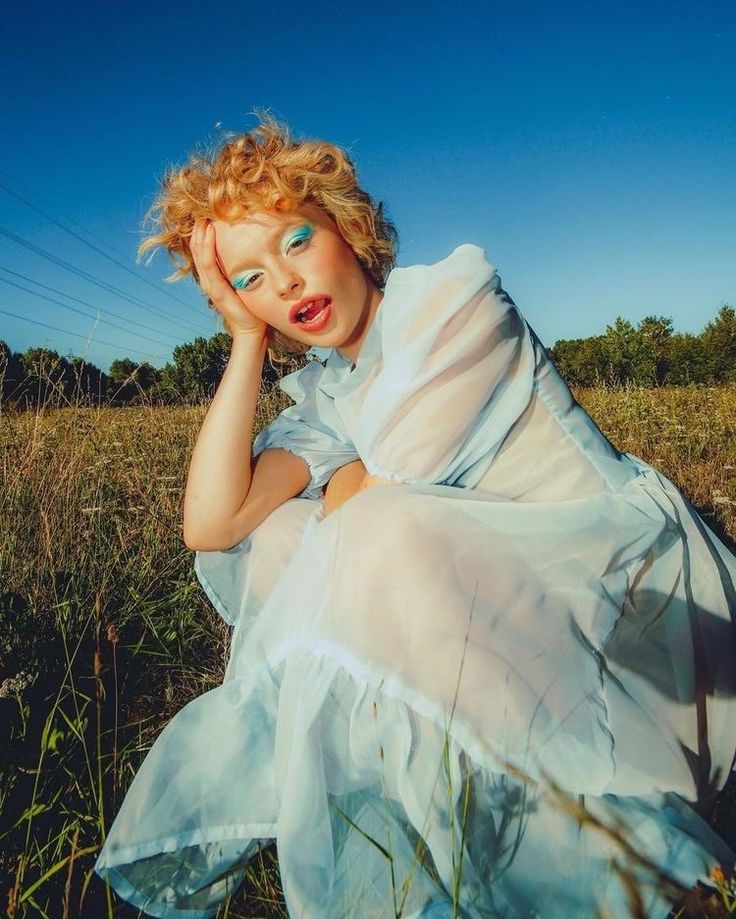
{"left": 230, "top": 329, "right": 268, "bottom": 355}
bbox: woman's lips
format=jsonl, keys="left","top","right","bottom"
{"left": 290, "top": 298, "right": 332, "bottom": 332}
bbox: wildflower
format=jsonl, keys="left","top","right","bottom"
{"left": 0, "top": 671, "right": 33, "bottom": 699}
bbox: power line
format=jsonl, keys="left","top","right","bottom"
{"left": 0, "top": 174, "right": 204, "bottom": 316}
{"left": 0, "top": 226, "right": 213, "bottom": 338}
{"left": 0, "top": 307, "right": 163, "bottom": 359}
{"left": 0, "top": 225, "right": 213, "bottom": 337}
{"left": 0, "top": 265, "right": 189, "bottom": 347}
{"left": 0, "top": 168, "right": 146, "bottom": 268}
{"left": 0, "top": 276, "right": 178, "bottom": 350}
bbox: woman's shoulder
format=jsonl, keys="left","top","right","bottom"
{"left": 376, "top": 243, "right": 508, "bottom": 348}
{"left": 388, "top": 243, "right": 497, "bottom": 289}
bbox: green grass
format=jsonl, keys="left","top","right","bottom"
{"left": 1, "top": 383, "right": 735, "bottom": 917}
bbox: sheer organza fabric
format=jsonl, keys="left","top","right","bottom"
{"left": 96, "top": 245, "right": 736, "bottom": 917}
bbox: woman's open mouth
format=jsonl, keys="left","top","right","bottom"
{"left": 290, "top": 297, "right": 333, "bottom": 332}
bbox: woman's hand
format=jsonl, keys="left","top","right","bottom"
{"left": 189, "top": 220, "right": 268, "bottom": 341}
{"left": 323, "top": 461, "right": 396, "bottom": 516}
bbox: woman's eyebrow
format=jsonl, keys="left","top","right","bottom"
{"left": 226, "top": 219, "right": 306, "bottom": 278}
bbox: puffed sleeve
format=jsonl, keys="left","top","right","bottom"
{"left": 253, "top": 359, "right": 360, "bottom": 500}
{"left": 335, "top": 244, "right": 538, "bottom": 487}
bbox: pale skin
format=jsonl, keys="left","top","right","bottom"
{"left": 183, "top": 204, "right": 393, "bottom": 552}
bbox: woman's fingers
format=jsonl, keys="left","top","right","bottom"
{"left": 190, "top": 220, "right": 226, "bottom": 300}
{"left": 188, "top": 220, "right": 267, "bottom": 339}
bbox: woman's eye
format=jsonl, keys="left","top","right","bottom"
{"left": 232, "top": 272, "right": 261, "bottom": 291}
{"left": 231, "top": 225, "right": 312, "bottom": 290}
{"left": 286, "top": 225, "right": 313, "bottom": 253}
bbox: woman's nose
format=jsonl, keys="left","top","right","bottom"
{"left": 276, "top": 264, "right": 304, "bottom": 297}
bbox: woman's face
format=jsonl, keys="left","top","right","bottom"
{"left": 213, "top": 203, "right": 383, "bottom": 362}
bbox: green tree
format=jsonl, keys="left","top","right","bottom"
{"left": 540, "top": 307, "right": 731, "bottom": 388}
{"left": 664, "top": 333, "right": 709, "bottom": 385}
{"left": 598, "top": 316, "right": 673, "bottom": 385}
{"left": 108, "top": 359, "right": 160, "bottom": 404}
{"left": 549, "top": 336, "right": 608, "bottom": 386}
{"left": 20, "top": 347, "right": 75, "bottom": 406}
{"left": 637, "top": 315, "right": 673, "bottom": 385}
{"left": 601, "top": 318, "right": 644, "bottom": 384}
{"left": 159, "top": 334, "right": 233, "bottom": 403}
{"left": 0, "top": 340, "right": 24, "bottom": 406}
{"left": 69, "top": 357, "right": 108, "bottom": 405}
{"left": 108, "top": 358, "right": 138, "bottom": 383}
{"left": 701, "top": 305, "right": 736, "bottom": 382}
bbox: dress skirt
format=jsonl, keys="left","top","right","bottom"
{"left": 94, "top": 452, "right": 736, "bottom": 918}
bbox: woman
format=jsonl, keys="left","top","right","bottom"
{"left": 95, "top": 115, "right": 736, "bottom": 918}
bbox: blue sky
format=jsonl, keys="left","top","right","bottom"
{"left": 2, "top": 0, "right": 734, "bottom": 372}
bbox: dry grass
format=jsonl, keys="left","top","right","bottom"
{"left": 1, "top": 382, "right": 734, "bottom": 917}
{"left": 575, "top": 384, "right": 736, "bottom": 542}
{"left": 0, "top": 386, "right": 290, "bottom": 918}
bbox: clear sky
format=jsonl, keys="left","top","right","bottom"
{"left": 2, "top": 0, "right": 734, "bottom": 372}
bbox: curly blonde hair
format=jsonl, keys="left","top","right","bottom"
{"left": 138, "top": 112, "right": 398, "bottom": 359}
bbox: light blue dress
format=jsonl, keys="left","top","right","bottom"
{"left": 96, "top": 244, "right": 736, "bottom": 917}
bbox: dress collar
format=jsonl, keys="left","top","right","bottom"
{"left": 317, "top": 286, "right": 387, "bottom": 399}
{"left": 315, "top": 245, "right": 487, "bottom": 401}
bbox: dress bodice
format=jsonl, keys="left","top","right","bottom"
{"left": 254, "top": 244, "right": 639, "bottom": 501}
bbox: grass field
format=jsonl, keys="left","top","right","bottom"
{"left": 1, "top": 383, "right": 735, "bottom": 917}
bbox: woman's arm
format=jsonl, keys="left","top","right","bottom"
{"left": 183, "top": 333, "right": 311, "bottom": 550}
{"left": 183, "top": 220, "right": 310, "bottom": 551}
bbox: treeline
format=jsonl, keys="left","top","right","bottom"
{"left": 549, "top": 306, "right": 736, "bottom": 386}
{"left": 2, "top": 305, "right": 734, "bottom": 409}
{"left": 0, "top": 334, "right": 304, "bottom": 409}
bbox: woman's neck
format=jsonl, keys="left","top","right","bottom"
{"left": 337, "top": 282, "right": 384, "bottom": 365}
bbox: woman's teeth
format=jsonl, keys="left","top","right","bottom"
{"left": 296, "top": 298, "right": 329, "bottom": 322}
